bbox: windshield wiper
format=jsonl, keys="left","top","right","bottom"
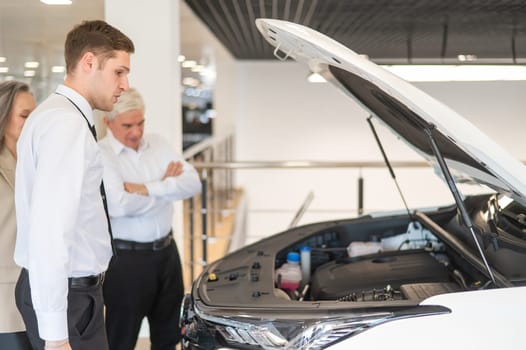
{"left": 424, "top": 125, "right": 496, "bottom": 285}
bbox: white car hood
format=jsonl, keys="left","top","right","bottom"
{"left": 256, "top": 18, "right": 526, "bottom": 207}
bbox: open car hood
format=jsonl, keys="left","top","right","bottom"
{"left": 256, "top": 18, "right": 526, "bottom": 207}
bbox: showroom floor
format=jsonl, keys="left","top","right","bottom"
{"left": 135, "top": 338, "right": 181, "bottom": 350}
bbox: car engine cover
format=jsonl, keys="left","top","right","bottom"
{"left": 310, "top": 250, "right": 451, "bottom": 300}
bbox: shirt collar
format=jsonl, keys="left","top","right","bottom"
{"left": 55, "top": 84, "right": 95, "bottom": 127}
{"left": 105, "top": 129, "right": 148, "bottom": 155}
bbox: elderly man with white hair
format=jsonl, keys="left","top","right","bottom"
{"left": 98, "top": 88, "right": 201, "bottom": 350}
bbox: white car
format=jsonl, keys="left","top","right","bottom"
{"left": 180, "top": 19, "right": 526, "bottom": 350}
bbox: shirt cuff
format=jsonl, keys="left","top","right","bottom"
{"left": 145, "top": 181, "right": 164, "bottom": 197}
{"left": 36, "top": 310, "right": 68, "bottom": 341}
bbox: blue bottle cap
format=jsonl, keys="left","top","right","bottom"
{"left": 300, "top": 246, "right": 311, "bottom": 252}
{"left": 287, "top": 252, "right": 300, "bottom": 263}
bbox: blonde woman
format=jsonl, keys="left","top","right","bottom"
{"left": 0, "top": 80, "right": 36, "bottom": 350}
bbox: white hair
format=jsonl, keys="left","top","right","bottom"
{"left": 106, "top": 87, "right": 145, "bottom": 120}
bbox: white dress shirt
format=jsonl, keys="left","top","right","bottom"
{"left": 98, "top": 130, "right": 201, "bottom": 242}
{"left": 14, "top": 85, "right": 112, "bottom": 340}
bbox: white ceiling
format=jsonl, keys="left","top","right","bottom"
{"left": 0, "top": 0, "right": 224, "bottom": 100}
{"left": 0, "top": 0, "right": 103, "bottom": 86}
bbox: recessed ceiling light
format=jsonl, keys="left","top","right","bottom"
{"left": 178, "top": 55, "right": 186, "bottom": 62}
{"left": 40, "top": 0, "right": 72, "bottom": 5}
{"left": 457, "top": 54, "right": 478, "bottom": 62}
{"left": 24, "top": 70, "right": 36, "bottom": 77}
{"left": 25, "top": 61, "right": 40, "bottom": 69}
{"left": 182, "top": 60, "right": 196, "bottom": 68}
{"left": 0, "top": 67, "right": 8, "bottom": 73}
{"left": 182, "top": 77, "right": 200, "bottom": 87}
{"left": 0, "top": 57, "right": 6, "bottom": 63}
{"left": 52, "top": 66, "right": 65, "bottom": 73}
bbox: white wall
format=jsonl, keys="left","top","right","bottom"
{"left": 219, "top": 60, "right": 526, "bottom": 244}
{"left": 214, "top": 59, "right": 240, "bottom": 138}
{"left": 105, "top": 0, "right": 182, "bottom": 147}
{"left": 415, "top": 81, "right": 526, "bottom": 160}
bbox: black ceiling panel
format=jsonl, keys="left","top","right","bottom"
{"left": 184, "top": 0, "right": 526, "bottom": 64}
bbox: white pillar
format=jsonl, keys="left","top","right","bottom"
{"left": 104, "top": 0, "right": 181, "bottom": 146}
{"left": 104, "top": 0, "right": 185, "bottom": 254}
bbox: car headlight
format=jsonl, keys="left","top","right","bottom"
{"left": 181, "top": 290, "right": 450, "bottom": 350}
{"left": 186, "top": 301, "right": 449, "bottom": 350}
{"left": 208, "top": 313, "right": 389, "bottom": 349}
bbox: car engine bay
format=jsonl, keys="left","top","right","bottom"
{"left": 275, "top": 220, "right": 466, "bottom": 303}
{"left": 272, "top": 195, "right": 526, "bottom": 304}
{"left": 195, "top": 194, "right": 526, "bottom": 309}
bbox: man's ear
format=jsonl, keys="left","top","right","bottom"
{"left": 79, "top": 51, "right": 96, "bottom": 72}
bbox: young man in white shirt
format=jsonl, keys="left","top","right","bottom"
{"left": 98, "top": 88, "right": 201, "bottom": 350}
{"left": 14, "top": 20, "right": 134, "bottom": 350}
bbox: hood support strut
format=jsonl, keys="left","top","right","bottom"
{"left": 424, "top": 125, "right": 496, "bottom": 285}
{"left": 367, "top": 116, "right": 414, "bottom": 223}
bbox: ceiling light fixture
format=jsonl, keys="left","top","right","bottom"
{"left": 52, "top": 66, "right": 65, "bottom": 73}
{"left": 178, "top": 55, "right": 186, "bottom": 62}
{"left": 0, "top": 57, "right": 6, "bottom": 63}
{"left": 40, "top": 0, "right": 72, "bottom": 5}
{"left": 307, "top": 72, "right": 327, "bottom": 83}
{"left": 24, "top": 70, "right": 36, "bottom": 77}
{"left": 457, "top": 54, "right": 478, "bottom": 62}
{"left": 383, "top": 65, "right": 526, "bottom": 82}
{"left": 0, "top": 67, "right": 8, "bottom": 73}
{"left": 182, "top": 77, "right": 200, "bottom": 87}
{"left": 25, "top": 61, "right": 40, "bottom": 69}
{"left": 182, "top": 60, "right": 196, "bottom": 68}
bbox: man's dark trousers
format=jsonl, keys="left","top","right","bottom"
{"left": 15, "top": 268, "right": 108, "bottom": 350}
{"left": 103, "top": 239, "right": 184, "bottom": 350}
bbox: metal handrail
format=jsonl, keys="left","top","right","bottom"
{"left": 191, "top": 160, "right": 431, "bottom": 169}
{"left": 182, "top": 136, "right": 216, "bottom": 159}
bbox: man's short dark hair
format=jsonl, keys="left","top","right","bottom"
{"left": 64, "top": 20, "right": 135, "bottom": 73}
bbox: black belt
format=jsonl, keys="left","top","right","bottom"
{"left": 69, "top": 273, "right": 105, "bottom": 289}
{"left": 22, "top": 268, "right": 104, "bottom": 289}
{"left": 113, "top": 232, "right": 173, "bottom": 251}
